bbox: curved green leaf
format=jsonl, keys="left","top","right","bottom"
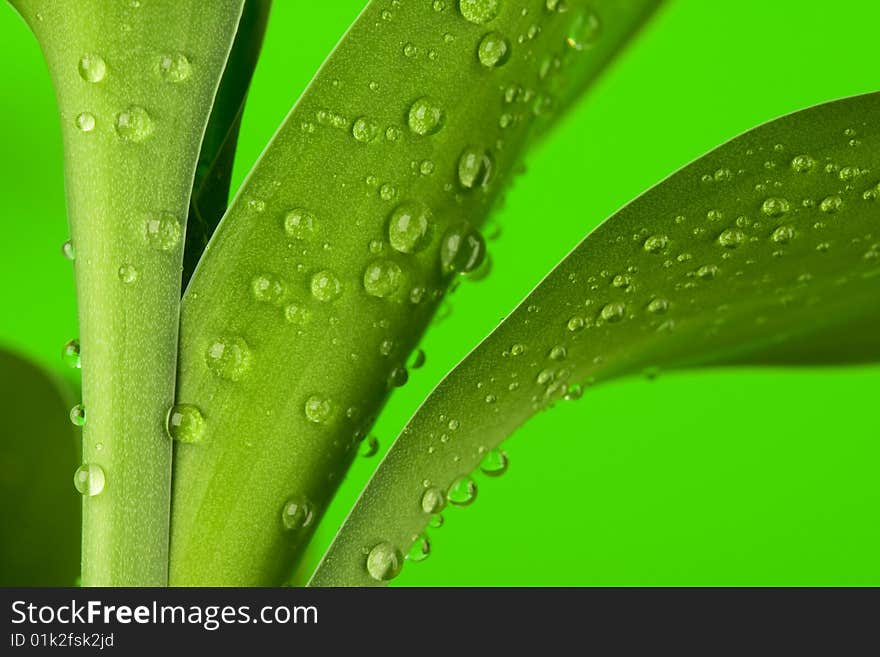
{"left": 10, "top": 0, "right": 245, "bottom": 585}
{"left": 0, "top": 349, "right": 80, "bottom": 586}
{"left": 311, "top": 92, "right": 880, "bottom": 586}
{"left": 170, "top": 0, "right": 661, "bottom": 585}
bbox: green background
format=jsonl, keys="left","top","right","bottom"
{"left": 2, "top": 0, "right": 879, "bottom": 585}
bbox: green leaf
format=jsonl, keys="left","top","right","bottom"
{"left": 0, "top": 349, "right": 80, "bottom": 586}
{"left": 10, "top": 0, "right": 246, "bottom": 585}
{"left": 311, "top": 92, "right": 880, "bottom": 586}
{"left": 170, "top": 0, "right": 661, "bottom": 585}
{"left": 184, "top": 0, "right": 272, "bottom": 286}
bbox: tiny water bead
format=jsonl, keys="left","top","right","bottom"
{"left": 281, "top": 497, "right": 314, "bottom": 531}
{"left": 115, "top": 106, "right": 154, "bottom": 142}
{"left": 61, "top": 240, "right": 76, "bottom": 261}
{"left": 363, "top": 259, "right": 403, "bottom": 298}
{"left": 479, "top": 448, "right": 508, "bottom": 476}
{"left": 69, "top": 404, "right": 86, "bottom": 427}
{"left": 477, "top": 31, "right": 510, "bottom": 67}
{"left": 761, "top": 197, "right": 791, "bottom": 218}
{"left": 441, "top": 223, "right": 486, "bottom": 274}
{"left": 459, "top": 0, "right": 500, "bottom": 24}
{"left": 366, "top": 542, "right": 403, "bottom": 582}
{"left": 73, "top": 463, "right": 105, "bottom": 497}
{"left": 251, "top": 273, "right": 286, "bottom": 306}
{"left": 407, "top": 534, "right": 431, "bottom": 562}
{"left": 77, "top": 53, "right": 106, "bottom": 83}
{"left": 311, "top": 270, "right": 343, "bottom": 302}
{"left": 421, "top": 486, "right": 446, "bottom": 514}
{"left": 62, "top": 339, "right": 81, "bottom": 369}
{"left": 304, "top": 395, "right": 333, "bottom": 424}
{"left": 352, "top": 116, "right": 380, "bottom": 143}
{"left": 567, "top": 8, "right": 602, "bottom": 50}
{"left": 447, "top": 475, "right": 477, "bottom": 506}
{"left": 118, "top": 264, "right": 138, "bottom": 284}
{"left": 158, "top": 53, "right": 192, "bottom": 82}
{"left": 458, "top": 146, "right": 494, "bottom": 190}
{"left": 284, "top": 208, "right": 318, "bottom": 240}
{"left": 388, "top": 202, "right": 432, "bottom": 253}
{"left": 359, "top": 435, "right": 379, "bottom": 458}
{"left": 205, "top": 336, "right": 251, "bottom": 381}
{"left": 165, "top": 404, "right": 206, "bottom": 444}
{"left": 75, "top": 112, "right": 95, "bottom": 133}
{"left": 144, "top": 213, "right": 182, "bottom": 251}
{"left": 407, "top": 97, "right": 445, "bottom": 136}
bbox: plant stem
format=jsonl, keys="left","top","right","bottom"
{"left": 10, "top": 0, "right": 244, "bottom": 585}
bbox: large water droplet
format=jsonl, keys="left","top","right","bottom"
{"left": 69, "top": 404, "right": 86, "bottom": 427}
{"left": 421, "top": 486, "right": 446, "bottom": 514}
{"left": 643, "top": 234, "right": 669, "bottom": 254}
{"left": 718, "top": 228, "right": 745, "bottom": 249}
{"left": 566, "top": 8, "right": 602, "bottom": 50}
{"left": 281, "top": 497, "right": 314, "bottom": 531}
{"left": 165, "top": 404, "right": 206, "bottom": 444}
{"left": 441, "top": 223, "right": 486, "bottom": 274}
{"left": 205, "top": 336, "right": 251, "bottom": 381}
{"left": 407, "top": 533, "right": 431, "bottom": 562}
{"left": 115, "top": 106, "right": 154, "bottom": 142}
{"left": 73, "top": 463, "right": 105, "bottom": 497}
{"left": 408, "top": 97, "right": 445, "bottom": 136}
{"left": 144, "top": 213, "right": 181, "bottom": 251}
{"left": 352, "top": 116, "right": 380, "bottom": 143}
{"left": 366, "top": 542, "right": 403, "bottom": 581}
{"left": 284, "top": 208, "right": 318, "bottom": 240}
{"left": 479, "top": 448, "right": 508, "bottom": 476}
{"left": 75, "top": 112, "right": 95, "bottom": 133}
{"left": 761, "top": 197, "right": 791, "bottom": 218}
{"left": 310, "top": 270, "right": 343, "bottom": 302}
{"left": 304, "top": 395, "right": 333, "bottom": 424}
{"left": 78, "top": 54, "right": 106, "bottom": 83}
{"left": 478, "top": 31, "right": 510, "bottom": 67}
{"left": 158, "top": 53, "right": 191, "bottom": 82}
{"left": 363, "top": 259, "right": 403, "bottom": 298}
{"left": 600, "top": 302, "right": 625, "bottom": 323}
{"left": 251, "top": 273, "right": 286, "bottom": 306}
{"left": 447, "top": 475, "right": 477, "bottom": 506}
{"left": 118, "top": 264, "right": 139, "bottom": 284}
{"left": 459, "top": 0, "right": 500, "bottom": 24}
{"left": 458, "top": 146, "right": 494, "bottom": 190}
{"left": 388, "top": 202, "right": 432, "bottom": 253}
{"left": 62, "top": 339, "right": 81, "bottom": 369}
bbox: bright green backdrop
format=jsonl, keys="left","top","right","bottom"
{"left": 2, "top": 0, "right": 878, "bottom": 585}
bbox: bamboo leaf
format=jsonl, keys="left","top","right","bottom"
{"left": 170, "top": 0, "right": 661, "bottom": 585}
{"left": 311, "top": 92, "right": 880, "bottom": 586}
{"left": 10, "top": 0, "right": 245, "bottom": 585}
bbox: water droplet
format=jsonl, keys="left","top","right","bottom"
{"left": 771, "top": 225, "right": 795, "bottom": 244}
{"left": 62, "top": 240, "right": 76, "bottom": 261}
{"left": 251, "top": 273, "right": 286, "bottom": 306}
{"left": 62, "top": 339, "right": 81, "bottom": 369}
{"left": 408, "top": 97, "right": 444, "bottom": 136}
{"left": 447, "top": 475, "right": 477, "bottom": 506}
{"left": 458, "top": 146, "right": 494, "bottom": 190}
{"left": 144, "top": 213, "right": 181, "bottom": 251}
{"left": 459, "top": 0, "right": 500, "bottom": 24}
{"left": 441, "top": 223, "right": 486, "bottom": 274}
{"left": 360, "top": 435, "right": 379, "bottom": 458}
{"left": 549, "top": 345, "right": 567, "bottom": 361}
{"left": 791, "top": 154, "right": 815, "bottom": 173}
{"left": 820, "top": 195, "right": 842, "bottom": 214}
{"left": 78, "top": 54, "right": 106, "bottom": 82}
{"left": 421, "top": 487, "right": 446, "bottom": 514}
{"left": 718, "top": 228, "right": 745, "bottom": 249}
{"left": 73, "top": 463, "right": 105, "bottom": 497}
{"left": 118, "top": 264, "right": 138, "bottom": 284}
{"left": 69, "top": 404, "right": 86, "bottom": 427}
{"left": 388, "top": 202, "right": 432, "bottom": 253}
{"left": 567, "top": 316, "right": 585, "bottom": 331}
{"left": 600, "top": 302, "right": 625, "bottom": 323}
{"left": 310, "top": 270, "right": 343, "bottom": 302}
{"left": 304, "top": 395, "right": 333, "bottom": 424}
{"left": 566, "top": 8, "right": 601, "bottom": 49}
{"left": 284, "top": 208, "right": 318, "bottom": 240}
{"left": 366, "top": 542, "right": 403, "bottom": 581}
{"left": 407, "top": 533, "right": 431, "bottom": 562}
{"left": 158, "top": 52, "right": 191, "bottom": 82}
{"left": 115, "top": 106, "right": 154, "bottom": 142}
{"left": 387, "top": 366, "right": 409, "bottom": 388}
{"left": 478, "top": 31, "right": 510, "bottom": 67}
{"left": 409, "top": 348, "right": 427, "bottom": 369}
{"left": 205, "top": 336, "right": 251, "bottom": 381}
{"left": 165, "top": 404, "right": 206, "bottom": 443}
{"left": 281, "top": 497, "right": 314, "bottom": 531}
{"left": 761, "top": 197, "right": 790, "bottom": 218}
{"left": 75, "top": 112, "right": 95, "bottom": 132}
{"left": 352, "top": 116, "right": 380, "bottom": 143}
{"left": 697, "top": 264, "right": 719, "bottom": 280}
{"left": 647, "top": 298, "right": 669, "bottom": 314}
{"left": 479, "top": 448, "right": 508, "bottom": 476}
{"left": 643, "top": 234, "right": 669, "bottom": 254}
{"left": 363, "top": 260, "right": 403, "bottom": 298}
{"left": 284, "top": 302, "right": 312, "bottom": 326}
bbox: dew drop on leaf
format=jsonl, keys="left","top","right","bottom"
{"left": 761, "top": 197, "right": 791, "bottom": 218}
{"left": 78, "top": 54, "right": 106, "bottom": 83}
{"left": 165, "top": 404, "right": 206, "bottom": 444}
{"left": 62, "top": 339, "right": 81, "bottom": 369}
{"left": 251, "top": 273, "right": 287, "bottom": 306}
{"left": 310, "top": 270, "right": 343, "bottom": 302}
{"left": 388, "top": 202, "right": 432, "bottom": 253}
{"left": 75, "top": 112, "right": 95, "bottom": 133}
{"left": 363, "top": 259, "right": 403, "bottom": 298}
{"left": 459, "top": 0, "right": 500, "bottom": 24}
{"left": 447, "top": 475, "right": 477, "bottom": 506}
{"left": 118, "top": 264, "right": 138, "bottom": 284}
{"left": 479, "top": 448, "right": 508, "bottom": 476}
{"left": 566, "top": 8, "right": 602, "bottom": 50}
{"left": 406, "top": 533, "right": 431, "bottom": 562}
{"left": 457, "top": 146, "right": 494, "bottom": 190}
{"left": 304, "top": 395, "right": 333, "bottom": 424}
{"left": 115, "top": 106, "right": 154, "bottom": 142}
{"left": 643, "top": 234, "right": 669, "bottom": 254}
{"left": 441, "top": 223, "right": 486, "bottom": 274}
{"left": 360, "top": 435, "right": 379, "bottom": 458}
{"left": 281, "top": 497, "right": 314, "bottom": 531}
{"left": 477, "top": 31, "right": 510, "bottom": 67}
{"left": 73, "top": 464, "right": 105, "bottom": 497}
{"left": 421, "top": 486, "right": 446, "bottom": 514}
{"left": 158, "top": 53, "right": 191, "bottom": 82}
{"left": 205, "top": 336, "right": 251, "bottom": 381}
{"left": 366, "top": 542, "right": 403, "bottom": 581}
{"left": 284, "top": 208, "right": 318, "bottom": 240}
{"left": 144, "top": 213, "right": 181, "bottom": 251}
{"left": 352, "top": 116, "right": 380, "bottom": 143}
{"left": 407, "top": 97, "right": 445, "bottom": 136}
{"left": 61, "top": 240, "right": 76, "bottom": 261}
{"left": 69, "top": 404, "right": 86, "bottom": 427}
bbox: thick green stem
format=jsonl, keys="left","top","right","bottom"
{"left": 11, "top": 0, "right": 244, "bottom": 585}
